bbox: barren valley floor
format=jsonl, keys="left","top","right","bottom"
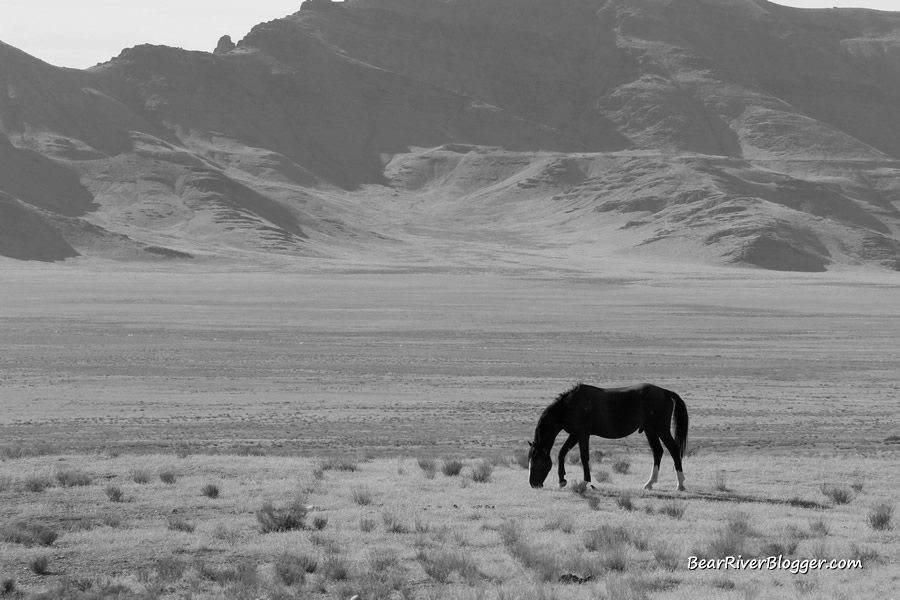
{"left": 1, "top": 263, "right": 898, "bottom": 458}
{"left": 1, "top": 262, "right": 899, "bottom": 599}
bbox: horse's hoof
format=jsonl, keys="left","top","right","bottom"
{"left": 559, "top": 480, "right": 567, "bottom": 488}
{"left": 642, "top": 483, "right": 654, "bottom": 490}
{"left": 676, "top": 486, "right": 686, "bottom": 492}
{"left": 590, "top": 484, "right": 597, "bottom": 490}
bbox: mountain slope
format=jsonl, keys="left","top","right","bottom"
{"left": 1, "top": 0, "right": 899, "bottom": 270}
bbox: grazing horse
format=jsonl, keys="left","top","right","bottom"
{"left": 528, "top": 383, "right": 688, "bottom": 491}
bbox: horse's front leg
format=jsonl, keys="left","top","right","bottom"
{"left": 557, "top": 433, "right": 578, "bottom": 488}
{"left": 578, "top": 435, "right": 592, "bottom": 485}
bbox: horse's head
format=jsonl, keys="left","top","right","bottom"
{"left": 528, "top": 441, "right": 552, "bottom": 488}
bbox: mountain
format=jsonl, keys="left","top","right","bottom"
{"left": 1, "top": 0, "right": 900, "bottom": 271}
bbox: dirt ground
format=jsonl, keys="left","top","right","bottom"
{"left": 2, "top": 262, "right": 898, "bottom": 460}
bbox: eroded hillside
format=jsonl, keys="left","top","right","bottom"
{"left": 1, "top": 0, "right": 899, "bottom": 271}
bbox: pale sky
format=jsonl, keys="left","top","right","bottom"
{"left": 0, "top": 0, "right": 897, "bottom": 70}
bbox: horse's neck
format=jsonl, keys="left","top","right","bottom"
{"left": 537, "top": 412, "right": 563, "bottom": 452}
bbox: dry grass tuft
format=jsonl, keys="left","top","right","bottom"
{"left": 513, "top": 449, "right": 530, "bottom": 469}
{"left": 809, "top": 516, "right": 829, "bottom": 536}
{"left": 22, "top": 475, "right": 53, "bottom": 493}
{"left": 382, "top": 512, "right": 409, "bottom": 534}
{"left": 616, "top": 492, "right": 635, "bottom": 511}
{"left": 499, "top": 520, "right": 561, "bottom": 582}
{"left": 159, "top": 469, "right": 177, "bottom": 484}
{"left": 867, "top": 503, "right": 893, "bottom": 531}
{"left": 1, "top": 578, "right": 15, "bottom": 595}
{"left": 321, "top": 456, "right": 359, "bottom": 472}
{"left": 0, "top": 521, "right": 58, "bottom": 547}
{"left": 417, "top": 456, "right": 437, "bottom": 479}
{"left": 352, "top": 485, "right": 373, "bottom": 506}
{"left": 131, "top": 469, "right": 151, "bottom": 484}
{"left": 256, "top": 498, "right": 307, "bottom": 533}
{"left": 30, "top": 556, "right": 50, "bottom": 576}
{"left": 700, "top": 511, "right": 753, "bottom": 559}
{"left": 471, "top": 460, "right": 493, "bottom": 483}
{"left": 166, "top": 516, "right": 195, "bottom": 533}
{"left": 55, "top": 469, "right": 92, "bottom": 487}
{"left": 570, "top": 480, "right": 588, "bottom": 496}
{"left": 103, "top": 485, "right": 125, "bottom": 502}
{"left": 360, "top": 517, "right": 376, "bottom": 533}
{"left": 201, "top": 483, "right": 220, "bottom": 499}
{"left": 441, "top": 458, "right": 464, "bottom": 477}
{"left": 593, "top": 469, "right": 611, "bottom": 484}
{"left": 416, "top": 548, "right": 481, "bottom": 583}
{"left": 274, "top": 551, "right": 317, "bottom": 586}
{"left": 820, "top": 482, "right": 855, "bottom": 505}
{"left": 657, "top": 500, "right": 686, "bottom": 519}
{"left": 611, "top": 457, "right": 631, "bottom": 474}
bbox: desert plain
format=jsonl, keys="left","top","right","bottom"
{"left": 1, "top": 259, "right": 898, "bottom": 599}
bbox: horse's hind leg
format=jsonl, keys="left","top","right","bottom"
{"left": 659, "top": 430, "right": 686, "bottom": 491}
{"left": 557, "top": 433, "right": 578, "bottom": 488}
{"left": 643, "top": 432, "right": 663, "bottom": 490}
{"left": 577, "top": 434, "right": 592, "bottom": 485}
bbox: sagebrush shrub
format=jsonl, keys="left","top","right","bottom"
{"left": 256, "top": 499, "right": 307, "bottom": 533}
{"left": 867, "top": 503, "right": 893, "bottom": 531}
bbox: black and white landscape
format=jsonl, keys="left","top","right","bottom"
{"left": 1, "top": 1, "right": 899, "bottom": 599}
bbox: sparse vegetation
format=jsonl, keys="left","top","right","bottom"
{"left": 611, "top": 457, "right": 631, "bottom": 474}
{"left": 471, "top": 460, "right": 493, "bottom": 483}
{"left": 320, "top": 457, "right": 358, "bottom": 472}
{"left": 593, "top": 469, "right": 611, "bottom": 484}
{"left": 616, "top": 492, "right": 635, "bottom": 511}
{"left": 714, "top": 469, "right": 728, "bottom": 492}
{"left": 159, "top": 469, "right": 177, "bottom": 484}
{"left": 570, "top": 479, "right": 588, "bottom": 496}
{"left": 867, "top": 503, "right": 893, "bottom": 531}
{"left": 131, "top": 469, "right": 151, "bottom": 484}
{"left": 382, "top": 512, "right": 409, "bottom": 534}
{"left": 658, "top": 500, "right": 686, "bottom": 519}
{"left": 513, "top": 449, "right": 530, "bottom": 469}
{"left": 417, "top": 548, "right": 480, "bottom": 583}
{"left": 0, "top": 451, "right": 895, "bottom": 599}
{"left": 322, "top": 555, "right": 350, "bottom": 581}
{"left": 701, "top": 511, "right": 754, "bottom": 559}
{"left": 417, "top": 456, "right": 437, "bottom": 479}
{"left": 0, "top": 521, "right": 58, "bottom": 547}
{"left": 820, "top": 482, "right": 855, "bottom": 504}
{"left": 441, "top": 458, "right": 464, "bottom": 476}
{"left": 274, "top": 552, "right": 316, "bottom": 586}
{"left": 352, "top": 485, "right": 373, "bottom": 505}
{"left": 256, "top": 498, "right": 308, "bottom": 533}
{"left": 30, "top": 556, "right": 50, "bottom": 576}
{"left": 1, "top": 578, "right": 15, "bottom": 595}
{"left": 201, "top": 483, "right": 220, "bottom": 499}
{"left": 360, "top": 517, "right": 376, "bottom": 532}
{"left": 103, "top": 485, "right": 125, "bottom": 502}
{"left": 809, "top": 516, "right": 829, "bottom": 536}
{"left": 22, "top": 475, "right": 53, "bottom": 493}
{"left": 55, "top": 469, "right": 92, "bottom": 487}
{"left": 167, "top": 516, "right": 195, "bottom": 533}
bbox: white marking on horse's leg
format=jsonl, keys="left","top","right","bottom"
{"left": 675, "top": 470, "right": 686, "bottom": 492}
{"left": 643, "top": 464, "right": 659, "bottom": 490}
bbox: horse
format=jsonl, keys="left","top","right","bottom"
{"left": 527, "top": 383, "right": 689, "bottom": 491}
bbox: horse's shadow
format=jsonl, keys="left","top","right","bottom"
{"left": 583, "top": 486, "right": 828, "bottom": 510}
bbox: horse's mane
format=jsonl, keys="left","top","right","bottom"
{"left": 554, "top": 382, "right": 582, "bottom": 404}
{"left": 534, "top": 383, "right": 582, "bottom": 448}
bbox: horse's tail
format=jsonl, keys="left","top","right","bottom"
{"left": 667, "top": 389, "right": 689, "bottom": 459}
